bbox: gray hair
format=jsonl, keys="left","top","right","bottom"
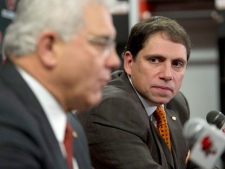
{"left": 2, "top": 0, "right": 116, "bottom": 58}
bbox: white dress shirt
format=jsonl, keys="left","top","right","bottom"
{"left": 17, "top": 66, "right": 79, "bottom": 169}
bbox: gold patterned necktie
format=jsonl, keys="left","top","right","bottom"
{"left": 154, "top": 105, "right": 171, "bottom": 150}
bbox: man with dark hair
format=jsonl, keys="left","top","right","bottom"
{"left": 78, "top": 16, "right": 197, "bottom": 169}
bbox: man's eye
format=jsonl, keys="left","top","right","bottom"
{"left": 173, "top": 61, "right": 183, "bottom": 67}
{"left": 150, "top": 58, "right": 159, "bottom": 63}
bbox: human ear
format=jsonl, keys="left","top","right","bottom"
{"left": 36, "top": 30, "right": 59, "bottom": 68}
{"left": 124, "top": 51, "right": 134, "bottom": 75}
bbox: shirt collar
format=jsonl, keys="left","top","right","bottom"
{"left": 16, "top": 66, "right": 67, "bottom": 143}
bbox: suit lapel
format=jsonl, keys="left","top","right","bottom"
{"left": 32, "top": 106, "right": 68, "bottom": 169}
{"left": 166, "top": 109, "right": 188, "bottom": 169}
{"left": 68, "top": 113, "right": 92, "bottom": 169}
{"left": 149, "top": 118, "right": 174, "bottom": 169}
{"left": 0, "top": 61, "right": 68, "bottom": 169}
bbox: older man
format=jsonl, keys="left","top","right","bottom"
{"left": 0, "top": 0, "right": 120, "bottom": 169}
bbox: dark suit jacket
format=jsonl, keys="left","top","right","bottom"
{"left": 0, "top": 60, "right": 91, "bottom": 169}
{"left": 78, "top": 70, "right": 198, "bottom": 169}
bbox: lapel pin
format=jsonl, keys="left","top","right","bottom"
{"left": 172, "top": 116, "right": 176, "bottom": 121}
{"left": 72, "top": 131, "right": 78, "bottom": 138}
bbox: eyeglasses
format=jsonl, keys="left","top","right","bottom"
{"left": 87, "top": 35, "right": 116, "bottom": 57}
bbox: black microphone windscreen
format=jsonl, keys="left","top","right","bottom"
{"left": 206, "top": 110, "right": 225, "bottom": 129}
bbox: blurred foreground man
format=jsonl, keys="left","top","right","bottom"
{"left": 78, "top": 16, "right": 200, "bottom": 169}
{"left": 0, "top": 0, "right": 120, "bottom": 169}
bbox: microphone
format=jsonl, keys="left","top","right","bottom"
{"left": 183, "top": 118, "right": 225, "bottom": 169}
{"left": 206, "top": 110, "right": 225, "bottom": 134}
